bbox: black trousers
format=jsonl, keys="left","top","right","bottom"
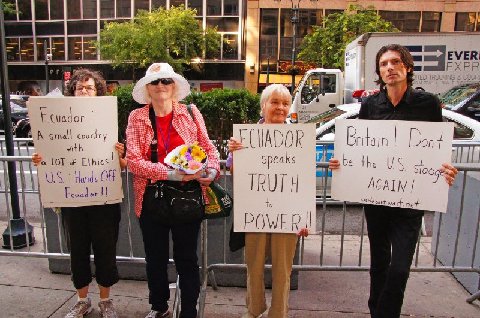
{"left": 139, "top": 210, "right": 201, "bottom": 318}
{"left": 62, "top": 203, "right": 121, "bottom": 289}
{"left": 364, "top": 205, "right": 423, "bottom": 318}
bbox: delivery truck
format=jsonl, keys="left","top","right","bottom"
{"left": 290, "top": 32, "right": 480, "bottom": 123}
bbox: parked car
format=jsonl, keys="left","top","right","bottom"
{"left": 310, "top": 103, "right": 480, "bottom": 197}
{"left": 441, "top": 83, "right": 480, "bottom": 121}
{"left": 0, "top": 95, "right": 29, "bottom": 135}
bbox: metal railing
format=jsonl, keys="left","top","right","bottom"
{"left": 1, "top": 139, "right": 480, "bottom": 317}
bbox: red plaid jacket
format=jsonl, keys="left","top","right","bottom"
{"left": 126, "top": 102, "right": 220, "bottom": 217}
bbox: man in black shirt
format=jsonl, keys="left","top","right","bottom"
{"left": 330, "top": 44, "right": 458, "bottom": 318}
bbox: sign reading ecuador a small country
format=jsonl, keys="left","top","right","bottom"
{"left": 331, "top": 119, "right": 454, "bottom": 212}
{"left": 233, "top": 124, "right": 316, "bottom": 233}
{"left": 27, "top": 96, "right": 123, "bottom": 208}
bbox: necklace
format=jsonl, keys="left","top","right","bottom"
{"left": 157, "top": 114, "right": 173, "bottom": 155}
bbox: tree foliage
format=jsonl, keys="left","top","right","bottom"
{"left": 1, "top": 1, "right": 17, "bottom": 15}
{"left": 98, "top": 6, "right": 220, "bottom": 73}
{"left": 298, "top": 5, "right": 398, "bottom": 69}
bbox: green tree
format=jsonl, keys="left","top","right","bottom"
{"left": 298, "top": 5, "right": 398, "bottom": 69}
{"left": 98, "top": 6, "right": 220, "bottom": 75}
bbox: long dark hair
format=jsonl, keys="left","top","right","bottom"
{"left": 375, "top": 44, "right": 414, "bottom": 89}
{"left": 64, "top": 68, "right": 107, "bottom": 96}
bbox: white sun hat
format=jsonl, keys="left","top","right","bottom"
{"left": 132, "top": 62, "right": 191, "bottom": 104}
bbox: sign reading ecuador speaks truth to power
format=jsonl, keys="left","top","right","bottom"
{"left": 27, "top": 96, "right": 123, "bottom": 208}
{"left": 233, "top": 124, "right": 316, "bottom": 233}
{"left": 332, "top": 119, "right": 454, "bottom": 212}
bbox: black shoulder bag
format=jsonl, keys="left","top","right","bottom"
{"left": 141, "top": 106, "right": 205, "bottom": 225}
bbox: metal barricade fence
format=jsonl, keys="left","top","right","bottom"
{"left": 1, "top": 139, "right": 480, "bottom": 317}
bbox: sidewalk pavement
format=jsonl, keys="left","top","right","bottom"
{"left": 0, "top": 223, "right": 479, "bottom": 317}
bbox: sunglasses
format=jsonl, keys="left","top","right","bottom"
{"left": 149, "top": 78, "right": 175, "bottom": 86}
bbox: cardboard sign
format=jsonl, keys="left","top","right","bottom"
{"left": 233, "top": 124, "right": 316, "bottom": 233}
{"left": 332, "top": 119, "right": 454, "bottom": 212}
{"left": 27, "top": 96, "right": 123, "bottom": 208}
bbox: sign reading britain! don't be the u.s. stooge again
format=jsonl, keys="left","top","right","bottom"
{"left": 332, "top": 119, "right": 454, "bottom": 213}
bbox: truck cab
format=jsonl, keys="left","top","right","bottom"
{"left": 289, "top": 68, "right": 343, "bottom": 123}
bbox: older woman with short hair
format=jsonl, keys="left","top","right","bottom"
{"left": 228, "top": 84, "right": 308, "bottom": 318}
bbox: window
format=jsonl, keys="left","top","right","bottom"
{"left": 223, "top": 34, "right": 238, "bottom": 59}
{"left": 20, "top": 38, "right": 35, "bottom": 61}
{"left": 380, "top": 11, "right": 421, "bottom": 32}
{"left": 100, "top": 0, "right": 115, "bottom": 18}
{"left": 36, "top": 37, "right": 48, "bottom": 61}
{"left": 301, "top": 73, "right": 337, "bottom": 104}
{"left": 68, "top": 36, "right": 98, "bottom": 60}
{"left": 18, "top": 0, "right": 32, "bottom": 20}
{"left": 68, "top": 37, "right": 83, "bottom": 60}
{"left": 83, "top": 36, "right": 98, "bottom": 60}
{"left": 50, "top": 0, "right": 64, "bottom": 19}
{"left": 67, "top": 0, "right": 81, "bottom": 19}
{"left": 4, "top": 0, "right": 17, "bottom": 21}
{"left": 135, "top": 0, "right": 150, "bottom": 14}
{"left": 206, "top": 17, "right": 239, "bottom": 32}
{"left": 188, "top": 0, "right": 202, "bottom": 15}
{"left": 207, "top": 0, "right": 221, "bottom": 16}
{"left": 170, "top": 0, "right": 185, "bottom": 8}
{"left": 117, "top": 0, "right": 131, "bottom": 18}
{"left": 68, "top": 21, "right": 97, "bottom": 35}
{"left": 421, "top": 12, "right": 441, "bottom": 32}
{"left": 6, "top": 38, "right": 20, "bottom": 61}
{"left": 152, "top": 0, "right": 167, "bottom": 10}
{"left": 51, "top": 37, "right": 66, "bottom": 60}
{"left": 224, "top": 0, "right": 238, "bottom": 16}
{"left": 5, "top": 22, "right": 33, "bottom": 36}
{"left": 455, "top": 12, "right": 478, "bottom": 31}
{"left": 36, "top": 22, "right": 64, "bottom": 35}
{"left": 35, "top": 0, "right": 49, "bottom": 20}
{"left": 83, "top": 0, "right": 97, "bottom": 19}
{"left": 445, "top": 119, "right": 474, "bottom": 139}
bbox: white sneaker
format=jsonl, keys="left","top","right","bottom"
{"left": 64, "top": 298, "right": 93, "bottom": 318}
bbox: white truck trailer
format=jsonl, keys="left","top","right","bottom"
{"left": 290, "top": 32, "right": 480, "bottom": 123}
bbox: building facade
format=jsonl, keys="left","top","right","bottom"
{"left": 3, "top": 0, "right": 480, "bottom": 94}
{"left": 3, "top": 0, "right": 245, "bottom": 93}
{"left": 245, "top": 0, "right": 480, "bottom": 93}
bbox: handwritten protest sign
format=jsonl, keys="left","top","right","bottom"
{"left": 332, "top": 119, "right": 454, "bottom": 212}
{"left": 27, "top": 96, "right": 123, "bottom": 208}
{"left": 233, "top": 124, "right": 316, "bottom": 233}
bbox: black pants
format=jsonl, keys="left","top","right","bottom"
{"left": 364, "top": 205, "right": 423, "bottom": 318}
{"left": 139, "top": 210, "right": 201, "bottom": 318}
{"left": 62, "top": 203, "right": 121, "bottom": 289}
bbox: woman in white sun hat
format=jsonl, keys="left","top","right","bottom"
{"left": 126, "top": 63, "right": 220, "bottom": 318}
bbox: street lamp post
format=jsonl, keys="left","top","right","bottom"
{"left": 0, "top": 4, "right": 35, "bottom": 249}
{"left": 44, "top": 40, "right": 51, "bottom": 93}
{"left": 290, "top": 1, "right": 300, "bottom": 94}
{"left": 275, "top": 0, "right": 301, "bottom": 94}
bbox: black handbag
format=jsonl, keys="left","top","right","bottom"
{"left": 143, "top": 180, "right": 205, "bottom": 225}
{"left": 142, "top": 106, "right": 205, "bottom": 225}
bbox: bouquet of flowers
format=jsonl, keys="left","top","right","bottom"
{"left": 164, "top": 143, "right": 208, "bottom": 174}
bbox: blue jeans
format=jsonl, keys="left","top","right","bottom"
{"left": 139, "top": 210, "right": 201, "bottom": 318}
{"left": 364, "top": 205, "right": 423, "bottom": 318}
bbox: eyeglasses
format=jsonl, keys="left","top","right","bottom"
{"left": 75, "top": 85, "right": 97, "bottom": 92}
{"left": 149, "top": 78, "right": 175, "bottom": 86}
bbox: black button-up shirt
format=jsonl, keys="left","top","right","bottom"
{"left": 359, "top": 87, "right": 442, "bottom": 123}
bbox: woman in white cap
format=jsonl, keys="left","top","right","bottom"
{"left": 126, "top": 63, "right": 219, "bottom": 318}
